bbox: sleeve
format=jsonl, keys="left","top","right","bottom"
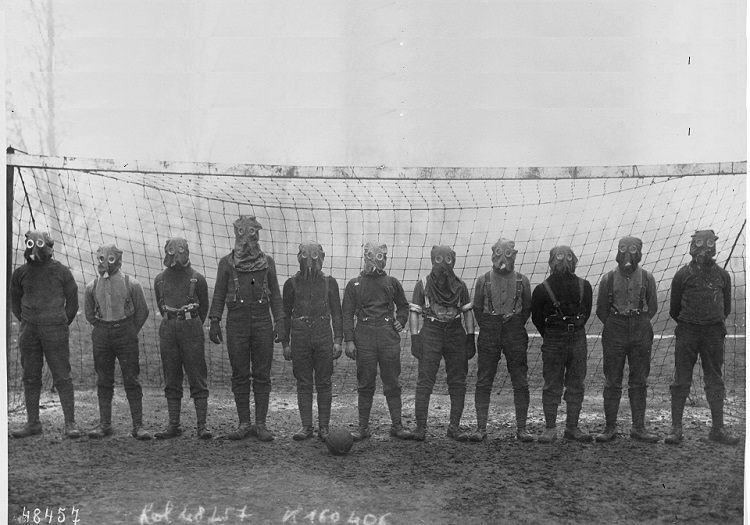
{"left": 209, "top": 257, "right": 229, "bottom": 321}
{"left": 129, "top": 277, "right": 150, "bottom": 333}
{"left": 266, "top": 257, "right": 286, "bottom": 323}
{"left": 154, "top": 274, "right": 164, "bottom": 318}
{"left": 521, "top": 274, "right": 532, "bottom": 322}
{"left": 722, "top": 268, "right": 732, "bottom": 318}
{"left": 279, "top": 278, "right": 294, "bottom": 345}
{"left": 581, "top": 279, "right": 593, "bottom": 325}
{"left": 472, "top": 275, "right": 485, "bottom": 327}
{"left": 595, "top": 274, "right": 609, "bottom": 324}
{"left": 197, "top": 273, "right": 210, "bottom": 324}
{"left": 410, "top": 280, "right": 425, "bottom": 315}
{"left": 342, "top": 279, "right": 356, "bottom": 342}
{"left": 10, "top": 267, "right": 24, "bottom": 322}
{"left": 460, "top": 282, "right": 471, "bottom": 310}
{"left": 669, "top": 268, "right": 685, "bottom": 322}
{"left": 84, "top": 280, "right": 98, "bottom": 325}
{"left": 62, "top": 266, "right": 79, "bottom": 325}
{"left": 328, "top": 277, "right": 344, "bottom": 345}
{"left": 645, "top": 271, "right": 658, "bottom": 320}
{"left": 392, "top": 277, "right": 409, "bottom": 327}
{"left": 530, "top": 283, "right": 547, "bottom": 337}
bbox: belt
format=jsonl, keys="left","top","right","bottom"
{"left": 357, "top": 315, "right": 393, "bottom": 324}
{"left": 611, "top": 309, "right": 643, "bottom": 317}
{"left": 546, "top": 323, "right": 585, "bottom": 333}
{"left": 96, "top": 317, "right": 132, "bottom": 328}
{"left": 425, "top": 316, "right": 462, "bottom": 325}
{"left": 166, "top": 311, "right": 198, "bottom": 320}
{"left": 293, "top": 316, "right": 331, "bottom": 323}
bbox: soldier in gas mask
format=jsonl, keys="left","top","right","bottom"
{"left": 665, "top": 230, "right": 739, "bottom": 446}
{"left": 342, "top": 241, "right": 413, "bottom": 441}
{"left": 531, "top": 245, "right": 593, "bottom": 444}
{"left": 10, "top": 231, "right": 82, "bottom": 438}
{"left": 85, "top": 244, "right": 152, "bottom": 440}
{"left": 408, "top": 245, "right": 475, "bottom": 442}
{"left": 470, "top": 238, "right": 532, "bottom": 442}
{"left": 208, "top": 216, "right": 285, "bottom": 442}
{"left": 153, "top": 237, "right": 212, "bottom": 440}
{"left": 280, "top": 241, "right": 343, "bottom": 442}
{"left": 594, "top": 236, "right": 659, "bottom": 443}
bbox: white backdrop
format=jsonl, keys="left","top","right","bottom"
{"left": 4, "top": 0, "right": 747, "bottom": 167}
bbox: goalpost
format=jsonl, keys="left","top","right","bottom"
{"left": 6, "top": 151, "right": 746, "bottom": 416}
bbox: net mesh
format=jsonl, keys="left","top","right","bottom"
{"left": 7, "top": 157, "right": 746, "bottom": 416}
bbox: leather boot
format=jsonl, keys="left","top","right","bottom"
{"left": 252, "top": 392, "right": 275, "bottom": 441}
{"left": 352, "top": 394, "right": 373, "bottom": 441}
{"left": 88, "top": 396, "right": 114, "bottom": 439}
{"left": 294, "top": 393, "right": 314, "bottom": 441}
{"left": 57, "top": 383, "right": 81, "bottom": 438}
{"left": 664, "top": 397, "right": 685, "bottom": 445}
{"left": 563, "top": 402, "right": 592, "bottom": 442}
{"left": 228, "top": 393, "right": 252, "bottom": 440}
{"left": 155, "top": 398, "right": 183, "bottom": 439}
{"left": 446, "top": 424, "right": 468, "bottom": 442}
{"left": 194, "top": 397, "right": 213, "bottom": 439}
{"left": 595, "top": 398, "right": 620, "bottom": 442}
{"left": 707, "top": 397, "right": 740, "bottom": 446}
{"left": 471, "top": 391, "right": 490, "bottom": 442}
{"left": 12, "top": 387, "right": 43, "bottom": 438}
{"left": 514, "top": 394, "right": 533, "bottom": 442}
{"left": 629, "top": 391, "right": 658, "bottom": 443}
{"left": 129, "top": 397, "right": 152, "bottom": 440}
{"left": 537, "top": 403, "right": 558, "bottom": 444}
{"left": 386, "top": 395, "right": 413, "bottom": 439}
{"left": 317, "top": 390, "right": 332, "bottom": 442}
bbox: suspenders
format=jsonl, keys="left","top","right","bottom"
{"left": 484, "top": 270, "right": 523, "bottom": 321}
{"left": 607, "top": 268, "right": 646, "bottom": 315}
{"left": 542, "top": 277, "right": 586, "bottom": 331}
{"left": 355, "top": 275, "right": 395, "bottom": 321}
{"left": 291, "top": 273, "right": 331, "bottom": 320}
{"left": 158, "top": 268, "right": 200, "bottom": 318}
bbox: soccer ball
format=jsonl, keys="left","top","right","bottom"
{"left": 326, "top": 427, "right": 354, "bottom": 456}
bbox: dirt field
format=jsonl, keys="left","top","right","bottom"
{"left": 7, "top": 387, "right": 745, "bottom": 525}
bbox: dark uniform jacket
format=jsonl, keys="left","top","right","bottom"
{"left": 154, "top": 265, "right": 210, "bottom": 323}
{"left": 531, "top": 273, "right": 593, "bottom": 337}
{"left": 669, "top": 261, "right": 731, "bottom": 325}
{"left": 10, "top": 259, "right": 79, "bottom": 325}
{"left": 209, "top": 254, "right": 284, "bottom": 322}
{"left": 280, "top": 273, "right": 344, "bottom": 345}
{"left": 342, "top": 272, "right": 409, "bottom": 342}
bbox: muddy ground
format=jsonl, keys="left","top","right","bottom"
{"left": 7, "top": 388, "right": 745, "bottom": 525}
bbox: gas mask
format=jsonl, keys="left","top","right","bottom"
{"left": 430, "top": 245, "right": 456, "bottom": 284}
{"left": 616, "top": 236, "right": 642, "bottom": 272}
{"left": 298, "top": 241, "right": 324, "bottom": 278}
{"left": 689, "top": 229, "right": 718, "bottom": 265}
{"left": 233, "top": 215, "right": 262, "bottom": 252}
{"left": 96, "top": 244, "right": 123, "bottom": 278}
{"left": 232, "top": 215, "right": 268, "bottom": 272}
{"left": 549, "top": 245, "right": 578, "bottom": 275}
{"left": 363, "top": 241, "right": 387, "bottom": 274}
{"left": 23, "top": 230, "right": 54, "bottom": 264}
{"left": 163, "top": 237, "right": 190, "bottom": 268}
{"left": 491, "top": 238, "right": 518, "bottom": 273}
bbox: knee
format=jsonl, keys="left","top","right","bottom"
{"left": 669, "top": 384, "right": 690, "bottom": 399}
{"left": 542, "top": 391, "right": 561, "bottom": 405}
{"left": 603, "top": 387, "right": 623, "bottom": 400}
{"left": 358, "top": 388, "right": 375, "bottom": 398}
{"left": 383, "top": 385, "right": 402, "bottom": 398}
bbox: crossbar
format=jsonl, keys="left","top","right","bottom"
{"left": 6, "top": 152, "right": 747, "bottom": 180}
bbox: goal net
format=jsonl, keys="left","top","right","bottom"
{"left": 7, "top": 152, "right": 746, "bottom": 415}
